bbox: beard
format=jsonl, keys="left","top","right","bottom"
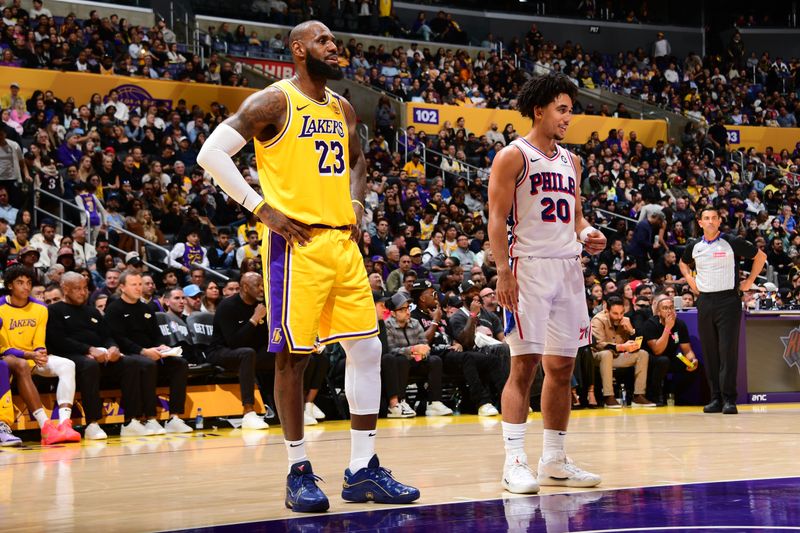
{"left": 307, "top": 53, "right": 344, "bottom": 81}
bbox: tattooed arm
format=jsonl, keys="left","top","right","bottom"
{"left": 197, "top": 87, "right": 312, "bottom": 245}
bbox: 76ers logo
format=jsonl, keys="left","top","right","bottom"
{"left": 780, "top": 327, "right": 800, "bottom": 375}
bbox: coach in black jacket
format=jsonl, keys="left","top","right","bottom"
{"left": 105, "top": 271, "right": 191, "bottom": 432}
{"left": 207, "top": 272, "right": 273, "bottom": 428}
{"left": 46, "top": 272, "right": 143, "bottom": 439}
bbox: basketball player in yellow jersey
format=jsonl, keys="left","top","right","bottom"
{"left": 198, "top": 21, "right": 419, "bottom": 513}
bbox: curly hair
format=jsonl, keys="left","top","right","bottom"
{"left": 4, "top": 264, "right": 35, "bottom": 288}
{"left": 516, "top": 73, "right": 578, "bottom": 123}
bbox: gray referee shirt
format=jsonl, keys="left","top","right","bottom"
{"left": 681, "top": 234, "right": 758, "bottom": 293}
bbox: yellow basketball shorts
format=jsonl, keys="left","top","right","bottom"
{"left": 262, "top": 227, "right": 378, "bottom": 354}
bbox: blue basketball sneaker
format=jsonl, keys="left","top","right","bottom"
{"left": 285, "top": 460, "right": 330, "bottom": 513}
{"left": 342, "top": 454, "right": 420, "bottom": 504}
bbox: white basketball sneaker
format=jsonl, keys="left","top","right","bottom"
{"left": 241, "top": 411, "right": 269, "bottom": 430}
{"left": 537, "top": 452, "right": 601, "bottom": 487}
{"left": 502, "top": 454, "right": 540, "bottom": 494}
{"left": 144, "top": 419, "right": 167, "bottom": 435}
{"left": 120, "top": 419, "right": 148, "bottom": 437}
{"left": 84, "top": 422, "right": 108, "bottom": 440}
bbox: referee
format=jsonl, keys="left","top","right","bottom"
{"left": 679, "top": 206, "right": 767, "bottom": 414}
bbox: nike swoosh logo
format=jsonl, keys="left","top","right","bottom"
{"left": 558, "top": 432, "right": 566, "bottom": 436}
{"left": 238, "top": 320, "right": 245, "bottom": 324}
{"left": 530, "top": 158, "right": 540, "bottom": 163}
{"left": 296, "top": 104, "right": 309, "bottom": 111}
{"left": 506, "top": 437, "right": 522, "bottom": 441}
{"left": 289, "top": 443, "right": 303, "bottom": 447}
{"left": 368, "top": 433, "right": 376, "bottom": 437}
{"left": 64, "top": 316, "right": 70, "bottom": 319}
{"left": 123, "top": 314, "right": 130, "bottom": 318}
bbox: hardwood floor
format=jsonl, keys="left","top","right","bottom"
{"left": 2, "top": 404, "right": 799, "bottom": 532}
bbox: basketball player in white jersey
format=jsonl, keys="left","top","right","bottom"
{"left": 488, "top": 74, "right": 606, "bottom": 493}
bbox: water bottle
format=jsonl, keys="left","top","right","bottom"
{"left": 195, "top": 408, "right": 204, "bottom": 430}
{"left": 620, "top": 384, "right": 627, "bottom": 407}
{"left": 667, "top": 393, "right": 675, "bottom": 407}
{"left": 452, "top": 391, "right": 461, "bottom": 416}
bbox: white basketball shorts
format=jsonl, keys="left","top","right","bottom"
{"left": 503, "top": 256, "right": 591, "bottom": 357}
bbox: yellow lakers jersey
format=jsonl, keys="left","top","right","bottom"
{"left": 0, "top": 296, "right": 48, "bottom": 356}
{"left": 255, "top": 79, "right": 355, "bottom": 227}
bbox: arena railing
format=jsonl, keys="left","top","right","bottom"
{"left": 35, "top": 189, "right": 229, "bottom": 282}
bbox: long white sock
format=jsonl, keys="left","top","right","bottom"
{"left": 59, "top": 407, "right": 72, "bottom": 423}
{"left": 542, "top": 429, "right": 566, "bottom": 461}
{"left": 285, "top": 439, "right": 307, "bottom": 470}
{"left": 32, "top": 408, "right": 48, "bottom": 428}
{"left": 502, "top": 421, "right": 526, "bottom": 463}
{"left": 349, "top": 429, "right": 376, "bottom": 472}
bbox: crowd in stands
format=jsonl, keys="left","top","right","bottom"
{"left": 2, "top": 3, "right": 800, "bottom": 447}
{"left": 0, "top": 0, "right": 249, "bottom": 86}
{"left": 515, "top": 27, "right": 800, "bottom": 128}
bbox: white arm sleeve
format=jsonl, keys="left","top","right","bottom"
{"left": 197, "top": 123, "right": 264, "bottom": 213}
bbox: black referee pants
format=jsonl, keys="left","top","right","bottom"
{"left": 696, "top": 290, "right": 742, "bottom": 403}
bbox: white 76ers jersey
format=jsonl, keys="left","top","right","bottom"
{"left": 506, "top": 139, "right": 582, "bottom": 259}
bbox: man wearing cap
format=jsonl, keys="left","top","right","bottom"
{"left": 383, "top": 292, "right": 452, "bottom": 416}
{"left": 16, "top": 245, "right": 40, "bottom": 271}
{"left": 0, "top": 82, "right": 23, "bottom": 111}
{"left": 680, "top": 205, "right": 767, "bottom": 414}
{"left": 408, "top": 247, "right": 432, "bottom": 282}
{"left": 449, "top": 280, "right": 505, "bottom": 351}
{"left": 402, "top": 152, "right": 424, "bottom": 180}
{"left": 124, "top": 251, "right": 145, "bottom": 274}
{"left": 386, "top": 255, "right": 413, "bottom": 294}
{"left": 182, "top": 284, "right": 204, "bottom": 318}
{"left": 411, "top": 279, "right": 501, "bottom": 416}
{"left": 56, "top": 247, "right": 76, "bottom": 273}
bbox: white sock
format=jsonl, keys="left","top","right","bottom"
{"left": 542, "top": 429, "right": 566, "bottom": 461}
{"left": 33, "top": 408, "right": 48, "bottom": 428}
{"left": 285, "top": 439, "right": 307, "bottom": 469}
{"left": 59, "top": 407, "right": 72, "bottom": 423}
{"left": 349, "top": 429, "right": 376, "bottom": 472}
{"left": 502, "top": 421, "right": 526, "bottom": 463}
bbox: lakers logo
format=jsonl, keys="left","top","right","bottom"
{"left": 272, "top": 328, "right": 283, "bottom": 344}
{"left": 780, "top": 327, "right": 800, "bottom": 374}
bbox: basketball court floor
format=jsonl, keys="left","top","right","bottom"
{"left": 2, "top": 404, "right": 800, "bottom": 532}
